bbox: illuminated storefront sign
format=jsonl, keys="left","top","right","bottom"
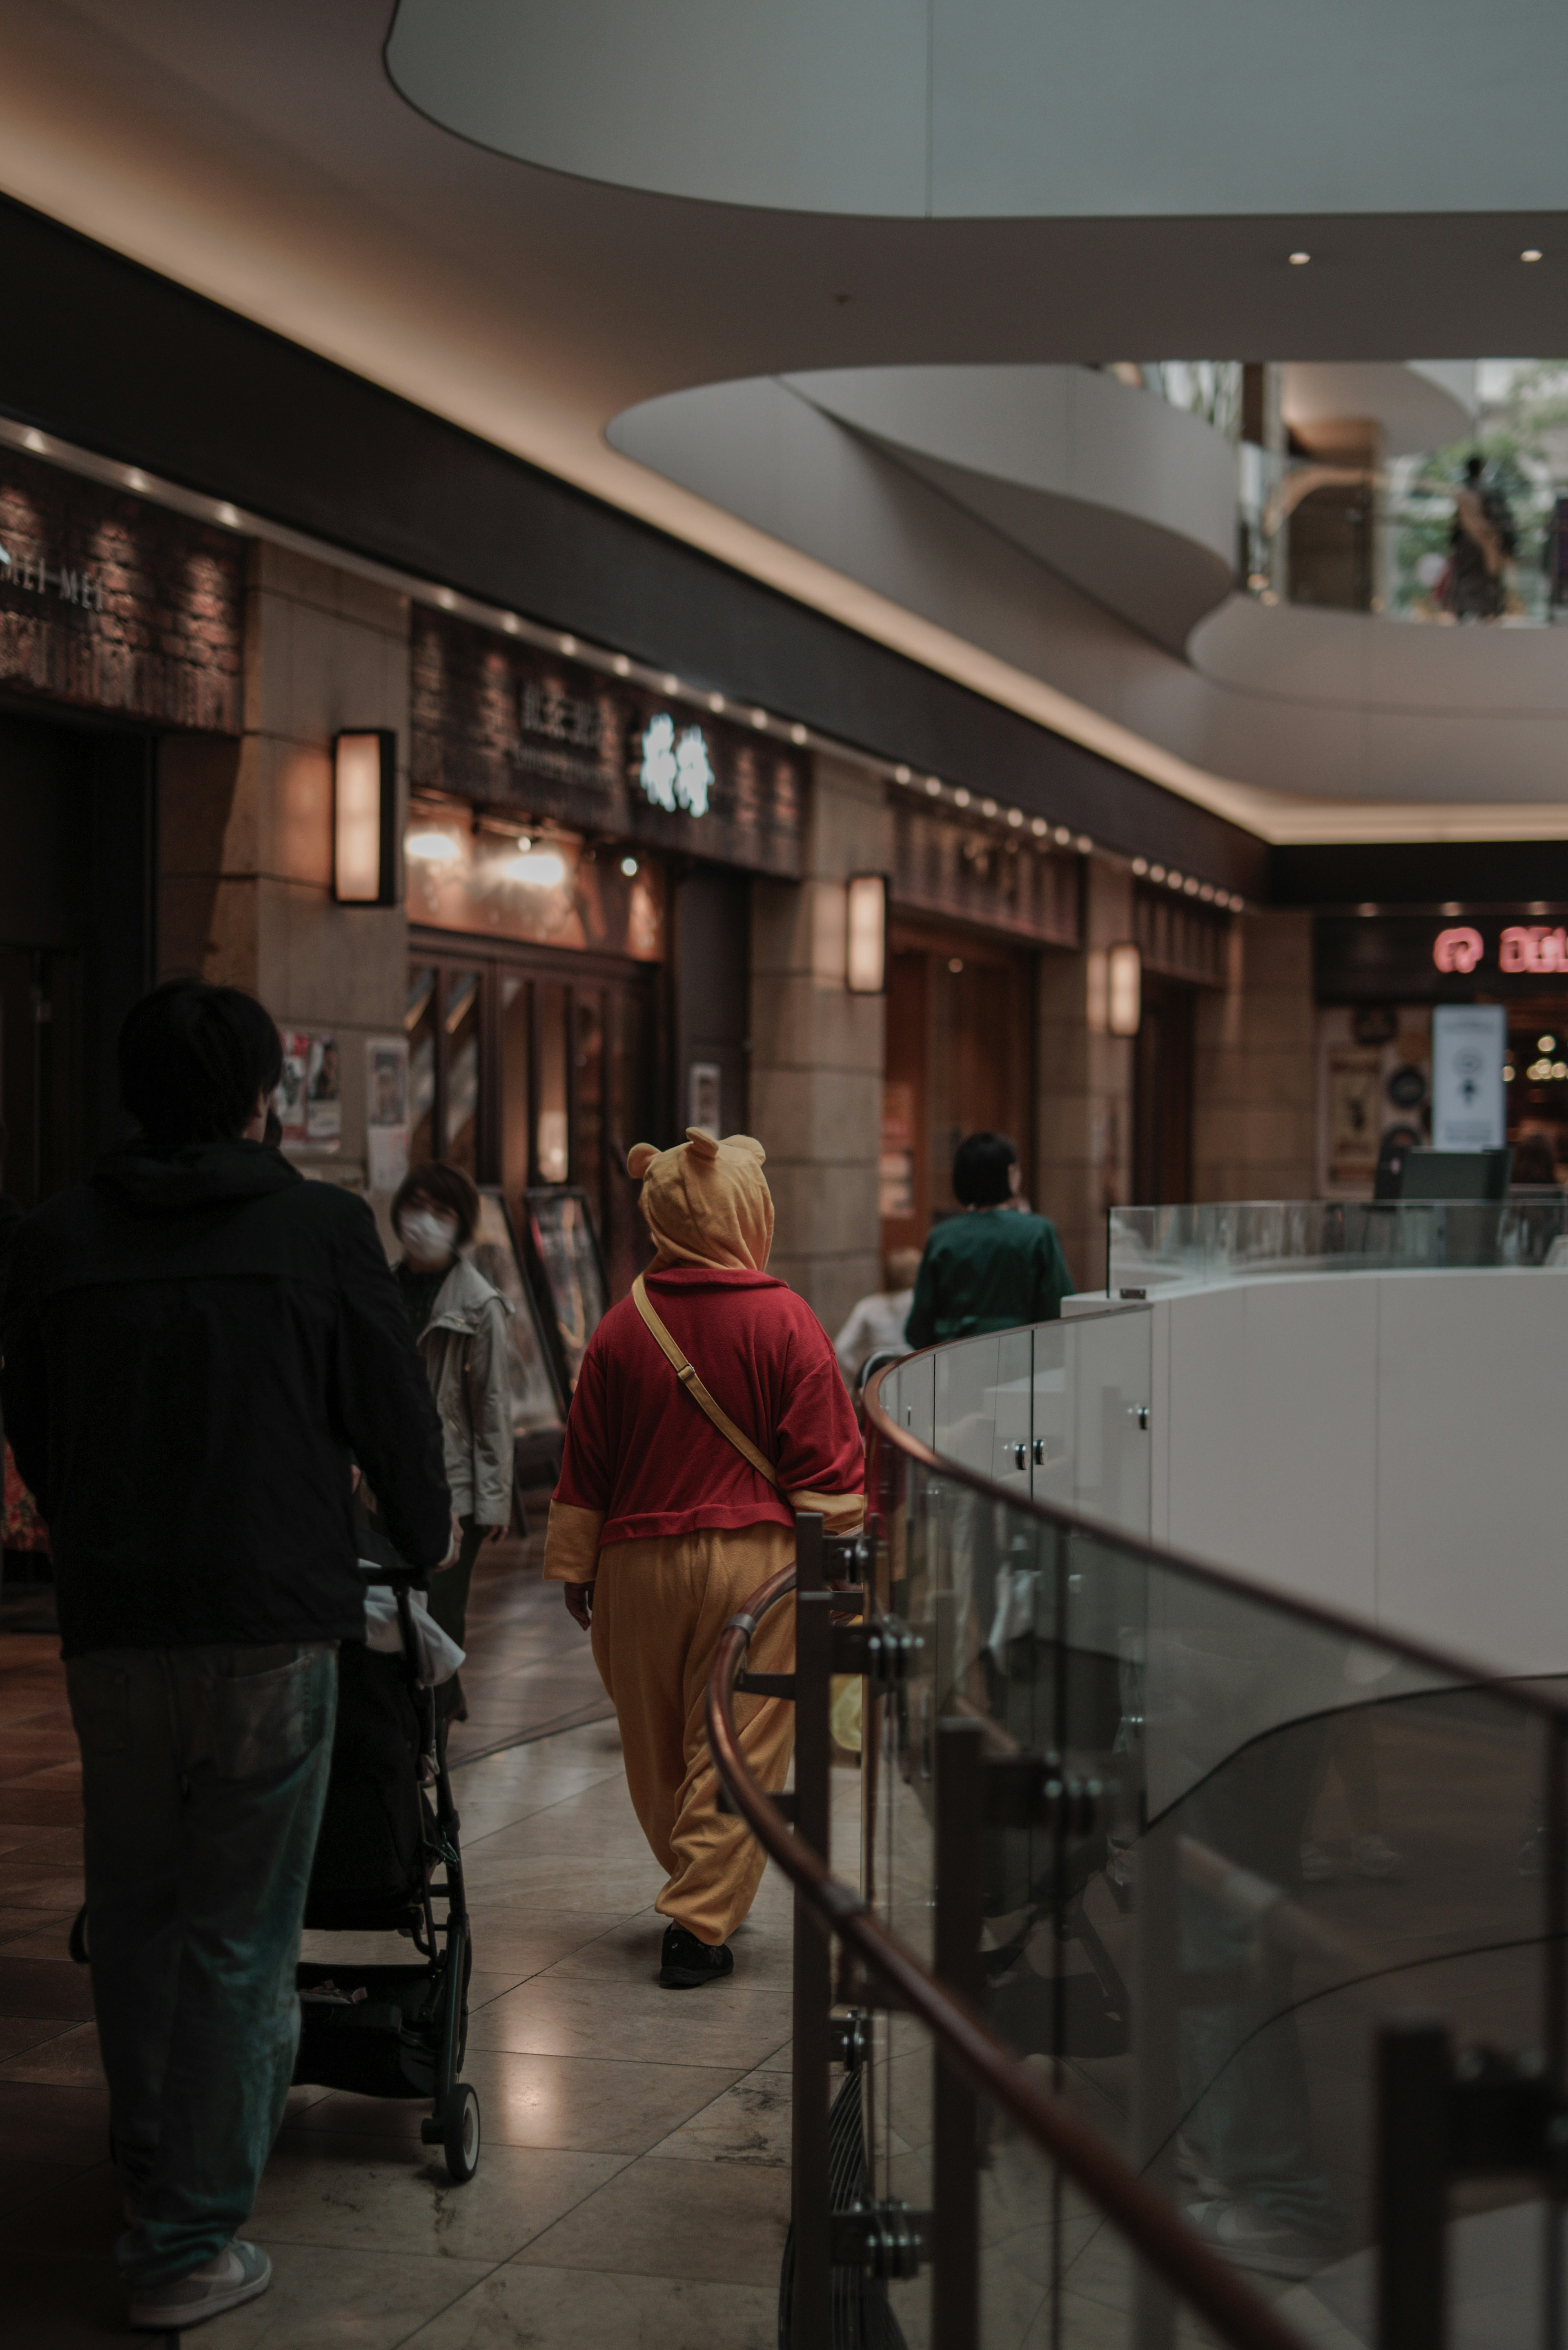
{"left": 638, "top": 712, "right": 713, "bottom": 817}
{"left": 1432, "top": 923, "right": 1568, "bottom": 976}
{"left": 1432, "top": 926, "right": 1483, "bottom": 974}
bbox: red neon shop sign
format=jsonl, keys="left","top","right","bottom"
{"left": 1432, "top": 924, "right": 1568, "bottom": 976}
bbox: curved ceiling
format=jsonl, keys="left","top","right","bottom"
{"left": 386, "top": 0, "right": 1568, "bottom": 221}
{"left": 0, "top": 0, "right": 1562, "bottom": 843}
{"left": 612, "top": 366, "right": 1239, "bottom": 654}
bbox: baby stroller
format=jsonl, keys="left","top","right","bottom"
{"left": 292, "top": 1533, "right": 481, "bottom": 2183}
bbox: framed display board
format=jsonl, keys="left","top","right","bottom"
{"left": 472, "top": 1190, "right": 566, "bottom": 1448}
{"left": 524, "top": 1187, "right": 609, "bottom": 1393}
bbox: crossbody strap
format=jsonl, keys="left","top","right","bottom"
{"left": 632, "top": 1274, "right": 780, "bottom": 1488}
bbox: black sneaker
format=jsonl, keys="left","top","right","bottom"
{"left": 659, "top": 1923, "right": 735, "bottom": 1989}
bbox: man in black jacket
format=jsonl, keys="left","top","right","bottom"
{"left": 1, "top": 980, "right": 452, "bottom": 2333}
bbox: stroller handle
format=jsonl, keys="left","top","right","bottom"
{"left": 357, "top": 1561, "right": 431, "bottom": 1592}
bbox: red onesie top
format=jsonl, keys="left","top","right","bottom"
{"left": 551, "top": 1269, "right": 864, "bottom": 1550}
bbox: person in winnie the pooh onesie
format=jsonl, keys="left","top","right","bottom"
{"left": 544, "top": 1128, "right": 864, "bottom": 1987}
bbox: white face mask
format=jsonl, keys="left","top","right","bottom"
{"left": 399, "top": 1207, "right": 459, "bottom": 1269}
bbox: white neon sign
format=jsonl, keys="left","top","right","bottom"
{"left": 639, "top": 712, "right": 712, "bottom": 818}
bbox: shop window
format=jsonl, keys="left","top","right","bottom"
{"left": 406, "top": 965, "right": 437, "bottom": 1167}
{"left": 535, "top": 981, "right": 570, "bottom": 1182}
{"left": 499, "top": 973, "right": 530, "bottom": 1204}
{"left": 574, "top": 987, "right": 606, "bottom": 1197}
{"left": 443, "top": 969, "right": 483, "bottom": 1178}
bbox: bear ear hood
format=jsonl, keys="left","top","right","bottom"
{"left": 625, "top": 1129, "right": 774, "bottom": 1272}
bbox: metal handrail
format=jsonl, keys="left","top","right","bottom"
{"left": 706, "top": 1568, "right": 1313, "bottom": 2350}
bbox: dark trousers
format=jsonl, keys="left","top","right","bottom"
{"left": 66, "top": 1642, "right": 337, "bottom": 2286}
{"left": 424, "top": 1516, "right": 485, "bottom": 1720}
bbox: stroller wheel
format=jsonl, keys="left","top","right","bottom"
{"left": 440, "top": 2083, "right": 481, "bottom": 2183}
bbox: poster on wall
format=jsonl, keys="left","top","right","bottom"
{"left": 687, "top": 1061, "right": 722, "bottom": 1137}
{"left": 275, "top": 1032, "right": 310, "bottom": 1147}
{"left": 365, "top": 1037, "right": 410, "bottom": 1193}
{"left": 1432, "top": 1003, "right": 1507, "bottom": 1150}
{"left": 525, "top": 1188, "right": 608, "bottom": 1392}
{"left": 305, "top": 1036, "right": 341, "bottom": 1152}
{"left": 1326, "top": 1048, "right": 1384, "bottom": 1186}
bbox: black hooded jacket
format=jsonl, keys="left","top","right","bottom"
{"left": 0, "top": 1140, "right": 452, "bottom": 1657}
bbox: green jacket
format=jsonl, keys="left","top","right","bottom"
{"left": 904, "top": 1210, "right": 1075, "bottom": 1349}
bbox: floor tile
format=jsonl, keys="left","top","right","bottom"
{"left": 173, "top": 2242, "right": 495, "bottom": 2350}
{"left": 465, "top": 1971, "right": 791, "bottom": 2071}
{"left": 400, "top": 2263, "right": 778, "bottom": 2348}
{"left": 646, "top": 2068, "right": 791, "bottom": 2167}
{"left": 292, "top": 2047, "right": 743, "bottom": 2155}
{"left": 254, "top": 2131, "right": 626, "bottom": 2262}
{"left": 511, "top": 2151, "right": 788, "bottom": 2282}
{"left": 0, "top": 2019, "right": 105, "bottom": 2088}
{"left": 0, "top": 1955, "right": 96, "bottom": 2018}
{"left": 0, "top": 2078, "right": 111, "bottom": 2169}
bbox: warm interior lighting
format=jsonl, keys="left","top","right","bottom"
{"left": 620, "top": 855, "right": 639, "bottom": 876}
{"left": 1289, "top": 250, "right": 1311, "bottom": 265}
{"left": 845, "top": 872, "right": 887, "bottom": 994}
{"left": 1523, "top": 248, "right": 1544, "bottom": 263}
{"left": 333, "top": 731, "right": 396, "bottom": 905}
{"left": 503, "top": 848, "right": 568, "bottom": 888}
{"left": 1107, "top": 943, "right": 1142, "bottom": 1037}
{"left": 406, "top": 829, "right": 460, "bottom": 864}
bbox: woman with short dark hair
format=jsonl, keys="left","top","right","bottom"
{"left": 905, "top": 1130, "right": 1075, "bottom": 1348}
{"left": 390, "top": 1161, "right": 513, "bottom": 1720}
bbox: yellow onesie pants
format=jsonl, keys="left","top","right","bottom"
{"left": 589, "top": 1523, "right": 796, "bottom": 1946}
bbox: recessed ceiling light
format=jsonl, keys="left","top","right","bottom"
{"left": 791, "top": 723, "right": 808, "bottom": 745}
{"left": 1289, "top": 250, "right": 1311, "bottom": 266}
{"left": 1030, "top": 817, "right": 1048, "bottom": 838}
{"left": 751, "top": 708, "right": 768, "bottom": 728}
{"left": 1522, "top": 248, "right": 1544, "bottom": 263}
{"left": 612, "top": 655, "right": 630, "bottom": 676}
{"left": 662, "top": 674, "right": 679, "bottom": 693}
{"left": 1132, "top": 857, "right": 1148, "bottom": 876}
{"left": 559, "top": 633, "right": 577, "bottom": 655}
{"left": 22, "top": 428, "right": 45, "bottom": 453}
{"left": 894, "top": 765, "right": 911, "bottom": 784}
{"left": 980, "top": 797, "right": 998, "bottom": 818}
{"left": 1076, "top": 834, "right": 1093, "bottom": 854}
{"left": 436, "top": 587, "right": 455, "bottom": 609}
{"left": 216, "top": 503, "right": 240, "bottom": 528}
{"left": 708, "top": 692, "right": 724, "bottom": 712}
{"left": 1006, "top": 808, "right": 1024, "bottom": 827}
{"left": 502, "top": 613, "right": 520, "bottom": 634}
{"left": 1053, "top": 825, "right": 1072, "bottom": 846}
{"left": 125, "top": 468, "right": 147, "bottom": 492}
{"left": 953, "top": 787, "right": 971, "bottom": 807}
{"left": 925, "top": 776, "right": 942, "bottom": 796}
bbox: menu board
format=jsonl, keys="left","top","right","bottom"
{"left": 470, "top": 1191, "right": 565, "bottom": 1436}
{"left": 525, "top": 1188, "right": 609, "bottom": 1392}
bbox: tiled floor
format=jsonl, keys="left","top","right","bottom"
{"left": 0, "top": 1543, "right": 795, "bottom": 2347}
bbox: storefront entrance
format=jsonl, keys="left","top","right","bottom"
{"left": 0, "top": 709, "right": 153, "bottom": 1209}
{"left": 407, "top": 939, "right": 660, "bottom": 1301}
{"left": 881, "top": 925, "right": 1037, "bottom": 1250}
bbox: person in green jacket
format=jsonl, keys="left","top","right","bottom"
{"left": 905, "top": 1131, "right": 1074, "bottom": 1348}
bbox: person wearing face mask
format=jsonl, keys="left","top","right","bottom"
{"left": 390, "top": 1162, "right": 514, "bottom": 1722}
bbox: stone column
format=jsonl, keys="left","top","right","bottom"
{"left": 750, "top": 755, "right": 891, "bottom": 1332}
{"left": 1192, "top": 910, "right": 1317, "bottom": 1200}
{"left": 158, "top": 542, "right": 410, "bottom": 1196}
{"left": 1034, "top": 860, "right": 1135, "bottom": 1293}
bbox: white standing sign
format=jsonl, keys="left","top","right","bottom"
{"left": 1431, "top": 1003, "right": 1507, "bottom": 1150}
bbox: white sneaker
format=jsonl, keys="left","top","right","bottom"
{"left": 1350, "top": 1833, "right": 1404, "bottom": 1881}
{"left": 129, "top": 2240, "right": 272, "bottom": 2331}
{"left": 1187, "top": 2197, "right": 1324, "bottom": 2281}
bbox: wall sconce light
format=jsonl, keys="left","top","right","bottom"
{"left": 333, "top": 731, "right": 397, "bottom": 905}
{"left": 1107, "top": 942, "right": 1142, "bottom": 1037}
{"left": 846, "top": 872, "right": 888, "bottom": 994}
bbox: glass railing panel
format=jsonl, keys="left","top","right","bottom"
{"left": 934, "top": 1331, "right": 1005, "bottom": 1478}
{"left": 1107, "top": 1198, "right": 1568, "bottom": 1296}
{"left": 1064, "top": 1308, "right": 1153, "bottom": 1537}
{"left": 940, "top": 1473, "right": 1561, "bottom": 2328}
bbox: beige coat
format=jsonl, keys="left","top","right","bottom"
{"left": 416, "top": 1256, "right": 514, "bottom": 1526}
